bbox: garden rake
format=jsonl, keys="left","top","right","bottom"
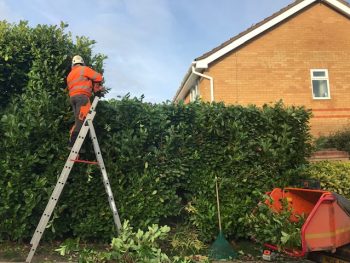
{"left": 208, "top": 177, "right": 237, "bottom": 260}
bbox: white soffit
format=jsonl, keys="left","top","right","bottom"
{"left": 195, "top": 0, "right": 350, "bottom": 69}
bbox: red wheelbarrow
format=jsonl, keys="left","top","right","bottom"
{"left": 264, "top": 187, "right": 350, "bottom": 258}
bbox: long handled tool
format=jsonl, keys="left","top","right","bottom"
{"left": 208, "top": 177, "right": 237, "bottom": 260}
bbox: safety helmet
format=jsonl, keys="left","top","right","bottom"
{"left": 72, "top": 55, "right": 84, "bottom": 66}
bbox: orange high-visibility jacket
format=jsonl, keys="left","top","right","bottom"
{"left": 67, "top": 65, "right": 103, "bottom": 97}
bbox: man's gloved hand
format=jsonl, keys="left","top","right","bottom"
{"left": 95, "top": 90, "right": 105, "bottom": 98}
{"left": 93, "top": 82, "right": 102, "bottom": 92}
{"left": 93, "top": 83, "right": 106, "bottom": 97}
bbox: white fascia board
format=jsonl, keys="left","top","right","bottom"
{"left": 174, "top": 70, "right": 199, "bottom": 102}
{"left": 326, "top": 0, "right": 350, "bottom": 14}
{"left": 195, "top": 0, "right": 317, "bottom": 69}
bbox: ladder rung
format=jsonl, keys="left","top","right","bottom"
{"left": 70, "top": 159, "right": 99, "bottom": 165}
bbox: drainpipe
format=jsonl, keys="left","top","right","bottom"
{"left": 191, "top": 63, "right": 214, "bottom": 102}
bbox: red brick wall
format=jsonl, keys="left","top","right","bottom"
{"left": 196, "top": 3, "right": 350, "bottom": 137}
{"left": 184, "top": 94, "right": 190, "bottom": 104}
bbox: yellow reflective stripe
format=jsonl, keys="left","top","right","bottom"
{"left": 70, "top": 85, "right": 91, "bottom": 91}
{"left": 305, "top": 226, "right": 350, "bottom": 239}
{"left": 68, "top": 76, "right": 87, "bottom": 86}
{"left": 67, "top": 67, "right": 88, "bottom": 87}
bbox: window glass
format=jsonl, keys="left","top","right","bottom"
{"left": 313, "top": 71, "right": 326, "bottom": 77}
{"left": 311, "top": 69, "right": 330, "bottom": 99}
{"left": 189, "top": 83, "right": 199, "bottom": 102}
{"left": 312, "top": 80, "right": 328, "bottom": 97}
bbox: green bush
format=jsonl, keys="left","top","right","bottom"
{"left": 0, "top": 21, "right": 313, "bottom": 242}
{"left": 181, "top": 102, "right": 312, "bottom": 240}
{"left": 55, "top": 221, "right": 204, "bottom": 263}
{"left": 0, "top": 21, "right": 106, "bottom": 241}
{"left": 169, "top": 224, "right": 207, "bottom": 257}
{"left": 314, "top": 127, "right": 350, "bottom": 153}
{"left": 0, "top": 96, "right": 312, "bottom": 242}
{"left": 303, "top": 161, "right": 350, "bottom": 198}
{"left": 245, "top": 196, "right": 305, "bottom": 250}
{"left": 109, "top": 221, "right": 171, "bottom": 263}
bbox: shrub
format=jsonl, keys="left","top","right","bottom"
{"left": 181, "top": 102, "right": 312, "bottom": 240}
{"left": 0, "top": 21, "right": 106, "bottom": 241}
{"left": 169, "top": 224, "right": 207, "bottom": 257}
{"left": 303, "top": 161, "right": 350, "bottom": 198}
{"left": 314, "top": 127, "right": 350, "bottom": 153}
{"left": 0, "top": 97, "right": 312, "bottom": 241}
{"left": 245, "top": 196, "right": 305, "bottom": 251}
{"left": 55, "top": 221, "right": 205, "bottom": 263}
{"left": 107, "top": 221, "right": 171, "bottom": 263}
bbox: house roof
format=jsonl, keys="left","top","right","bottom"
{"left": 174, "top": 0, "right": 350, "bottom": 102}
{"left": 195, "top": 0, "right": 350, "bottom": 63}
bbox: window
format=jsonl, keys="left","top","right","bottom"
{"left": 189, "top": 83, "right": 199, "bottom": 102}
{"left": 311, "top": 69, "right": 330, "bottom": 99}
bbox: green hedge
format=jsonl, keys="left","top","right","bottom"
{"left": 304, "top": 161, "right": 350, "bottom": 198}
{"left": 0, "top": 21, "right": 313, "bottom": 242}
{"left": 1, "top": 99, "right": 312, "bottom": 241}
{"left": 314, "top": 128, "right": 350, "bottom": 153}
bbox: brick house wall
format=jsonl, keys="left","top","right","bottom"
{"left": 183, "top": 3, "right": 350, "bottom": 137}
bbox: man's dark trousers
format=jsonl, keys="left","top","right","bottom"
{"left": 69, "top": 94, "right": 89, "bottom": 147}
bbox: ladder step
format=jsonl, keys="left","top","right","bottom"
{"left": 71, "top": 159, "right": 99, "bottom": 165}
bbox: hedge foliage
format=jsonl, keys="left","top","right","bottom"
{"left": 0, "top": 21, "right": 106, "bottom": 240}
{"left": 0, "top": 21, "right": 313, "bottom": 242}
{"left": 314, "top": 128, "right": 350, "bottom": 153}
{"left": 304, "top": 161, "right": 350, "bottom": 198}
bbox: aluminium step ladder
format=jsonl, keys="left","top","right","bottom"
{"left": 26, "top": 96, "right": 121, "bottom": 263}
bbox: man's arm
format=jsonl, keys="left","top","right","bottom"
{"left": 83, "top": 66, "right": 105, "bottom": 96}
{"left": 84, "top": 66, "right": 103, "bottom": 83}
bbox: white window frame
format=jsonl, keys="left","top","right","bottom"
{"left": 310, "top": 69, "right": 331, "bottom": 100}
{"left": 189, "top": 82, "right": 199, "bottom": 102}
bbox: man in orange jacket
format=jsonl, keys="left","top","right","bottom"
{"left": 67, "top": 55, "right": 104, "bottom": 149}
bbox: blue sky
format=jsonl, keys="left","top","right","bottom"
{"left": 1, "top": 0, "right": 298, "bottom": 102}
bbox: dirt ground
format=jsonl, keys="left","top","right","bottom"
{"left": 0, "top": 241, "right": 67, "bottom": 263}
{"left": 0, "top": 240, "right": 314, "bottom": 263}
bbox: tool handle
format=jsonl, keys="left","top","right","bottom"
{"left": 215, "top": 177, "right": 222, "bottom": 232}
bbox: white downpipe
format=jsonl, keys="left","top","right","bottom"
{"left": 191, "top": 64, "right": 214, "bottom": 102}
